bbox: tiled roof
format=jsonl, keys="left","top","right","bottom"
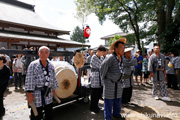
{"left": 0, "top": 32, "right": 90, "bottom": 47}
{"left": 0, "top": 0, "right": 69, "bottom": 35}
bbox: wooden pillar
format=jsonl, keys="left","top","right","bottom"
{"left": 28, "top": 41, "right": 30, "bottom": 48}
{"left": 8, "top": 41, "right": 11, "bottom": 49}
{"left": 64, "top": 46, "right": 66, "bottom": 50}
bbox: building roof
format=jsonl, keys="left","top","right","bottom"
{"left": 0, "top": 0, "right": 69, "bottom": 35}
{"left": 100, "top": 32, "right": 131, "bottom": 40}
{"left": 0, "top": 31, "right": 90, "bottom": 47}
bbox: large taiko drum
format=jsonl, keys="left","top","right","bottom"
{"left": 51, "top": 61, "right": 77, "bottom": 99}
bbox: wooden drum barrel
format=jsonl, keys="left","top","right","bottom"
{"left": 52, "top": 61, "right": 77, "bottom": 99}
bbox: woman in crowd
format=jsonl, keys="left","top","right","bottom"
{"left": 0, "top": 54, "right": 10, "bottom": 117}
{"left": 13, "top": 54, "right": 23, "bottom": 89}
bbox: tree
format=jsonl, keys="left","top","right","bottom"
{"left": 70, "top": 26, "right": 86, "bottom": 43}
{"left": 109, "top": 35, "right": 123, "bottom": 46}
{"left": 76, "top": 0, "right": 156, "bottom": 51}
{"left": 75, "top": 0, "right": 180, "bottom": 53}
{"left": 155, "top": 0, "right": 180, "bottom": 53}
{"left": 74, "top": 0, "right": 93, "bottom": 26}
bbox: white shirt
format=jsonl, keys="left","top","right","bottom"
{"left": 13, "top": 58, "right": 23, "bottom": 73}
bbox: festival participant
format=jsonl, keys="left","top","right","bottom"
{"left": 148, "top": 45, "right": 171, "bottom": 101}
{"left": 121, "top": 48, "right": 137, "bottom": 106}
{"left": 25, "top": 46, "right": 59, "bottom": 120}
{"left": 86, "top": 50, "right": 94, "bottom": 82}
{"left": 90, "top": 45, "right": 106, "bottom": 113}
{"left": 166, "top": 52, "right": 180, "bottom": 90}
{"left": 100, "top": 38, "right": 126, "bottom": 120}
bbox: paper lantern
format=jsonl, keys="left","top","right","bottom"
{"left": 84, "top": 26, "right": 91, "bottom": 38}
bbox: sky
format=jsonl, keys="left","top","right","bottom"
{"left": 18, "top": 0, "right": 122, "bottom": 48}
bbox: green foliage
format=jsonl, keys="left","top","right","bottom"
{"left": 162, "top": 39, "right": 180, "bottom": 55}
{"left": 75, "top": 0, "right": 180, "bottom": 52}
{"left": 126, "top": 34, "right": 136, "bottom": 44}
{"left": 155, "top": 0, "right": 180, "bottom": 53}
{"left": 70, "top": 26, "right": 86, "bottom": 43}
{"left": 161, "top": 27, "right": 180, "bottom": 54}
{"left": 108, "top": 35, "right": 123, "bottom": 46}
{"left": 74, "top": 0, "right": 94, "bottom": 25}
{"left": 75, "top": 0, "right": 158, "bottom": 51}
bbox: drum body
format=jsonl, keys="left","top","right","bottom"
{"left": 52, "top": 61, "right": 77, "bottom": 98}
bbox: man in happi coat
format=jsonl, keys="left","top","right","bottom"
{"left": 90, "top": 45, "right": 106, "bottom": 113}
{"left": 166, "top": 52, "right": 180, "bottom": 90}
{"left": 121, "top": 48, "right": 137, "bottom": 106}
{"left": 100, "top": 38, "right": 126, "bottom": 120}
{"left": 25, "top": 46, "right": 59, "bottom": 120}
{"left": 148, "top": 45, "right": 171, "bottom": 101}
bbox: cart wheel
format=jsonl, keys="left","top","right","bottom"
{"left": 83, "top": 96, "right": 89, "bottom": 103}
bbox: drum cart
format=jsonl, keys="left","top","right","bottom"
{"left": 53, "top": 62, "right": 91, "bottom": 105}
{"left": 0, "top": 49, "right": 91, "bottom": 106}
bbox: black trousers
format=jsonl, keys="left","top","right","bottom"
{"left": 0, "top": 85, "right": 7, "bottom": 115}
{"left": 90, "top": 87, "right": 102, "bottom": 110}
{"left": 31, "top": 103, "right": 53, "bottom": 120}
{"left": 167, "top": 74, "right": 178, "bottom": 89}
{"left": 122, "top": 87, "right": 132, "bottom": 104}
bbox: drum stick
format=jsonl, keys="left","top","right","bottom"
{"left": 53, "top": 95, "right": 61, "bottom": 104}
{"left": 29, "top": 102, "right": 38, "bottom": 116}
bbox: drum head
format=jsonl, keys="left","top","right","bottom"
{"left": 74, "top": 52, "right": 85, "bottom": 68}
{"left": 55, "top": 68, "right": 77, "bottom": 98}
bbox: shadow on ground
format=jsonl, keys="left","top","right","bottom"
{"left": 124, "top": 103, "right": 172, "bottom": 120}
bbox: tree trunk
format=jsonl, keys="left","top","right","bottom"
{"left": 155, "top": 0, "right": 180, "bottom": 52}
{"left": 166, "top": 0, "right": 175, "bottom": 26}
{"left": 156, "top": 0, "right": 166, "bottom": 47}
{"left": 134, "top": 31, "right": 141, "bottom": 51}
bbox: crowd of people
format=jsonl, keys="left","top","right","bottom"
{"left": 86, "top": 39, "right": 180, "bottom": 120}
{"left": 0, "top": 38, "right": 180, "bottom": 120}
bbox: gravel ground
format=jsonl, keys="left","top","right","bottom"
{"left": 1, "top": 82, "right": 180, "bottom": 120}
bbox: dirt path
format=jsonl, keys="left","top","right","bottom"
{"left": 1, "top": 82, "right": 180, "bottom": 120}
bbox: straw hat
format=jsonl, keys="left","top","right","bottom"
{"left": 110, "top": 38, "right": 127, "bottom": 50}
{"left": 124, "top": 47, "right": 133, "bottom": 53}
{"left": 73, "top": 52, "right": 85, "bottom": 68}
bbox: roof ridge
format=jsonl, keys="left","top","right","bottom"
{"left": 0, "top": 0, "right": 35, "bottom": 11}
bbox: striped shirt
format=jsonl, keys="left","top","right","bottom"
{"left": 148, "top": 53, "right": 167, "bottom": 73}
{"left": 90, "top": 54, "right": 104, "bottom": 88}
{"left": 100, "top": 53, "right": 123, "bottom": 99}
{"left": 86, "top": 55, "right": 92, "bottom": 63}
{"left": 148, "top": 53, "right": 167, "bottom": 82}
{"left": 123, "top": 56, "right": 137, "bottom": 88}
{"left": 166, "top": 56, "right": 180, "bottom": 74}
{"left": 25, "top": 59, "right": 59, "bottom": 107}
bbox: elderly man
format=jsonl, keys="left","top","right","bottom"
{"left": 25, "top": 46, "right": 59, "bottom": 120}
{"left": 121, "top": 48, "right": 137, "bottom": 106}
{"left": 100, "top": 38, "right": 126, "bottom": 120}
{"left": 148, "top": 45, "right": 171, "bottom": 101}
